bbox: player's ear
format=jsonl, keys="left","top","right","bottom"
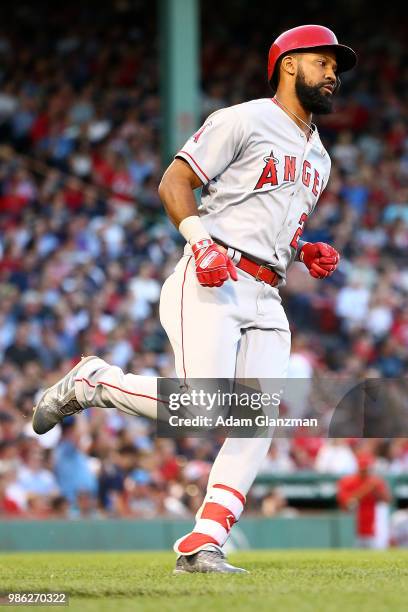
{"left": 280, "top": 54, "right": 297, "bottom": 79}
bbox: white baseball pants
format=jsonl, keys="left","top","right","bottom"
{"left": 159, "top": 249, "right": 291, "bottom": 494}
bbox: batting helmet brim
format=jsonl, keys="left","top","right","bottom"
{"left": 298, "top": 43, "right": 357, "bottom": 73}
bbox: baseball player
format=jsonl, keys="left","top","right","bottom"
{"left": 33, "top": 25, "right": 357, "bottom": 574}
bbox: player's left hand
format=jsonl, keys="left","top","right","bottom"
{"left": 299, "top": 242, "right": 340, "bottom": 279}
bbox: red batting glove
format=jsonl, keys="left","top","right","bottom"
{"left": 192, "top": 239, "right": 238, "bottom": 287}
{"left": 299, "top": 242, "right": 340, "bottom": 279}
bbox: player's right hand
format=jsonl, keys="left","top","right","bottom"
{"left": 191, "top": 239, "right": 238, "bottom": 287}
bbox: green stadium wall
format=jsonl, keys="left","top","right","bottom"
{"left": 0, "top": 514, "right": 354, "bottom": 552}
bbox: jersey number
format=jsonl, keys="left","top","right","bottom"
{"left": 290, "top": 213, "right": 308, "bottom": 250}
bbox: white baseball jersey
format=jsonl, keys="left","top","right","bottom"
{"left": 176, "top": 98, "right": 331, "bottom": 282}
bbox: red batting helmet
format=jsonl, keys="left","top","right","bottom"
{"left": 268, "top": 25, "right": 357, "bottom": 87}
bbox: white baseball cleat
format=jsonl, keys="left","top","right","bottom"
{"left": 173, "top": 546, "right": 248, "bottom": 574}
{"left": 32, "top": 356, "right": 98, "bottom": 435}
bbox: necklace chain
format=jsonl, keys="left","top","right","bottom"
{"left": 273, "top": 96, "right": 315, "bottom": 136}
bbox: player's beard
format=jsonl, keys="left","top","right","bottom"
{"left": 295, "top": 67, "right": 334, "bottom": 115}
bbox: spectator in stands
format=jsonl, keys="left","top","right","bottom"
{"left": 4, "top": 322, "right": 40, "bottom": 368}
{"left": 70, "top": 490, "right": 103, "bottom": 519}
{"left": 315, "top": 439, "right": 358, "bottom": 475}
{"left": 260, "top": 441, "right": 295, "bottom": 474}
{"left": 17, "top": 444, "right": 59, "bottom": 499}
{"left": 53, "top": 418, "right": 98, "bottom": 507}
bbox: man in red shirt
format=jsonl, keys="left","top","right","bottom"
{"left": 337, "top": 453, "right": 391, "bottom": 547}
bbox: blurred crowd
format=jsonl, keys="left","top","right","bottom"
{"left": 0, "top": 2, "right": 407, "bottom": 520}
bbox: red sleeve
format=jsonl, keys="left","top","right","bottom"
{"left": 2, "top": 497, "right": 22, "bottom": 515}
{"left": 337, "top": 476, "right": 354, "bottom": 508}
{"left": 374, "top": 477, "right": 391, "bottom": 502}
